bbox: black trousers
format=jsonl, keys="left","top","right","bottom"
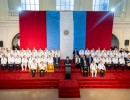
{"left": 39, "top": 69, "right": 45, "bottom": 77}
{"left": 0, "top": 64, "right": 7, "bottom": 70}
{"left": 83, "top": 67, "right": 88, "bottom": 77}
{"left": 31, "top": 69, "right": 36, "bottom": 77}
{"left": 8, "top": 64, "right": 14, "bottom": 71}
{"left": 54, "top": 63, "right": 59, "bottom": 69}
{"left": 113, "top": 64, "right": 118, "bottom": 70}
{"left": 76, "top": 63, "right": 81, "bottom": 69}
{"left": 14, "top": 64, "right": 21, "bottom": 70}
{"left": 100, "top": 69, "right": 105, "bottom": 77}
{"left": 106, "top": 64, "right": 112, "bottom": 70}
{"left": 119, "top": 64, "right": 126, "bottom": 70}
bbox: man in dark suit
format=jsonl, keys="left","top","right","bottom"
{"left": 64, "top": 56, "right": 71, "bottom": 67}
{"left": 86, "top": 55, "right": 93, "bottom": 73}
{"left": 54, "top": 55, "right": 60, "bottom": 69}
{"left": 83, "top": 60, "right": 88, "bottom": 77}
{"left": 73, "top": 48, "right": 79, "bottom": 60}
{"left": 64, "top": 56, "right": 71, "bottom": 79}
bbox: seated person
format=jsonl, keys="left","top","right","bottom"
{"left": 64, "top": 56, "right": 71, "bottom": 67}
{"left": 112, "top": 55, "right": 119, "bottom": 70}
{"left": 21, "top": 56, "right": 28, "bottom": 71}
{"left": 126, "top": 54, "right": 130, "bottom": 70}
{"left": 47, "top": 55, "right": 54, "bottom": 72}
{"left": 30, "top": 60, "right": 37, "bottom": 77}
{"left": 93, "top": 55, "right": 99, "bottom": 65}
{"left": 98, "top": 60, "right": 106, "bottom": 77}
{"left": 83, "top": 60, "right": 88, "bottom": 77}
{"left": 80, "top": 55, "right": 86, "bottom": 67}
{"left": 79, "top": 48, "right": 84, "bottom": 57}
{"left": 48, "top": 55, "right": 54, "bottom": 65}
{"left": 75, "top": 55, "right": 81, "bottom": 69}
{"left": 119, "top": 56, "right": 126, "bottom": 70}
{"left": 105, "top": 55, "right": 112, "bottom": 70}
{"left": 73, "top": 48, "right": 79, "bottom": 60}
{"left": 14, "top": 56, "right": 21, "bottom": 70}
{"left": 39, "top": 61, "right": 46, "bottom": 77}
{"left": 8, "top": 54, "right": 15, "bottom": 71}
{"left": 90, "top": 61, "right": 97, "bottom": 77}
{"left": 0, "top": 55, "right": 7, "bottom": 71}
{"left": 54, "top": 55, "right": 60, "bottom": 69}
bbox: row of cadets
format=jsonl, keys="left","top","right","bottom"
{"left": 73, "top": 48, "right": 129, "bottom": 59}
{"left": 0, "top": 47, "right": 60, "bottom": 59}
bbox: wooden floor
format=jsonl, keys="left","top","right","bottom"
{"left": 0, "top": 89, "right": 130, "bottom": 100}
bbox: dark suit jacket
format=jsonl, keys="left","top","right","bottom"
{"left": 73, "top": 50, "right": 79, "bottom": 55}
{"left": 86, "top": 57, "right": 93, "bottom": 66}
{"left": 81, "top": 58, "right": 86, "bottom": 67}
{"left": 64, "top": 59, "right": 71, "bottom": 67}
{"left": 54, "top": 57, "right": 60, "bottom": 64}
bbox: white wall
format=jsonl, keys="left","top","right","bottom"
{"left": 0, "top": 21, "right": 19, "bottom": 48}
{"left": 113, "top": 22, "right": 130, "bottom": 50}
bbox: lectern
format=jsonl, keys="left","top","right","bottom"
{"left": 65, "top": 64, "right": 71, "bottom": 79}
{"left": 64, "top": 56, "right": 71, "bottom": 79}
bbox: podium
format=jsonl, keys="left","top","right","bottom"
{"left": 65, "top": 64, "right": 71, "bottom": 79}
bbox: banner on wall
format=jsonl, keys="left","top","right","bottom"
{"left": 19, "top": 11, "right": 114, "bottom": 59}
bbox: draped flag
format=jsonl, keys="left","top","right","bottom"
{"left": 19, "top": 11, "right": 114, "bottom": 59}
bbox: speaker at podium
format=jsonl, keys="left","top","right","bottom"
{"left": 64, "top": 56, "right": 71, "bottom": 79}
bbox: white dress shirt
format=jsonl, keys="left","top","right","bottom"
{"left": 90, "top": 63, "right": 97, "bottom": 70}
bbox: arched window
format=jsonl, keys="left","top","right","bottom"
{"left": 56, "top": 0, "right": 74, "bottom": 11}
{"left": 111, "top": 34, "right": 119, "bottom": 49}
{"left": 21, "top": 0, "right": 39, "bottom": 10}
{"left": 93, "top": 0, "right": 109, "bottom": 11}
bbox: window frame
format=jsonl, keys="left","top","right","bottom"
{"left": 21, "top": 0, "right": 39, "bottom": 11}
{"left": 93, "top": 0, "right": 109, "bottom": 11}
{"left": 56, "top": 0, "right": 74, "bottom": 11}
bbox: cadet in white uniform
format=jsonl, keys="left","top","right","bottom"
{"left": 21, "top": 56, "right": 28, "bottom": 71}
{"left": 85, "top": 49, "right": 91, "bottom": 56}
{"left": 47, "top": 55, "right": 53, "bottom": 65}
{"left": 105, "top": 55, "right": 112, "bottom": 70}
{"left": 30, "top": 60, "right": 37, "bottom": 77}
{"left": 79, "top": 48, "right": 84, "bottom": 57}
{"left": 98, "top": 60, "right": 106, "bottom": 77}
{"left": 112, "top": 55, "right": 119, "bottom": 70}
{"left": 75, "top": 55, "right": 81, "bottom": 69}
{"left": 1, "top": 55, "right": 7, "bottom": 70}
{"left": 39, "top": 61, "right": 46, "bottom": 77}
{"left": 8, "top": 55, "right": 15, "bottom": 71}
{"left": 119, "top": 56, "right": 125, "bottom": 70}
{"left": 93, "top": 56, "right": 100, "bottom": 65}
{"left": 14, "top": 56, "right": 21, "bottom": 70}
{"left": 90, "top": 61, "right": 98, "bottom": 77}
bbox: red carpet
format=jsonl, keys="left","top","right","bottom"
{"left": 59, "top": 80, "right": 80, "bottom": 98}
{"left": 0, "top": 60, "right": 130, "bottom": 98}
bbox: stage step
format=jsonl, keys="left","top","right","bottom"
{"left": 0, "top": 80, "right": 59, "bottom": 89}
{"left": 78, "top": 80, "right": 130, "bottom": 88}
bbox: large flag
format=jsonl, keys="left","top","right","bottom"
{"left": 19, "top": 11, "right": 114, "bottom": 59}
